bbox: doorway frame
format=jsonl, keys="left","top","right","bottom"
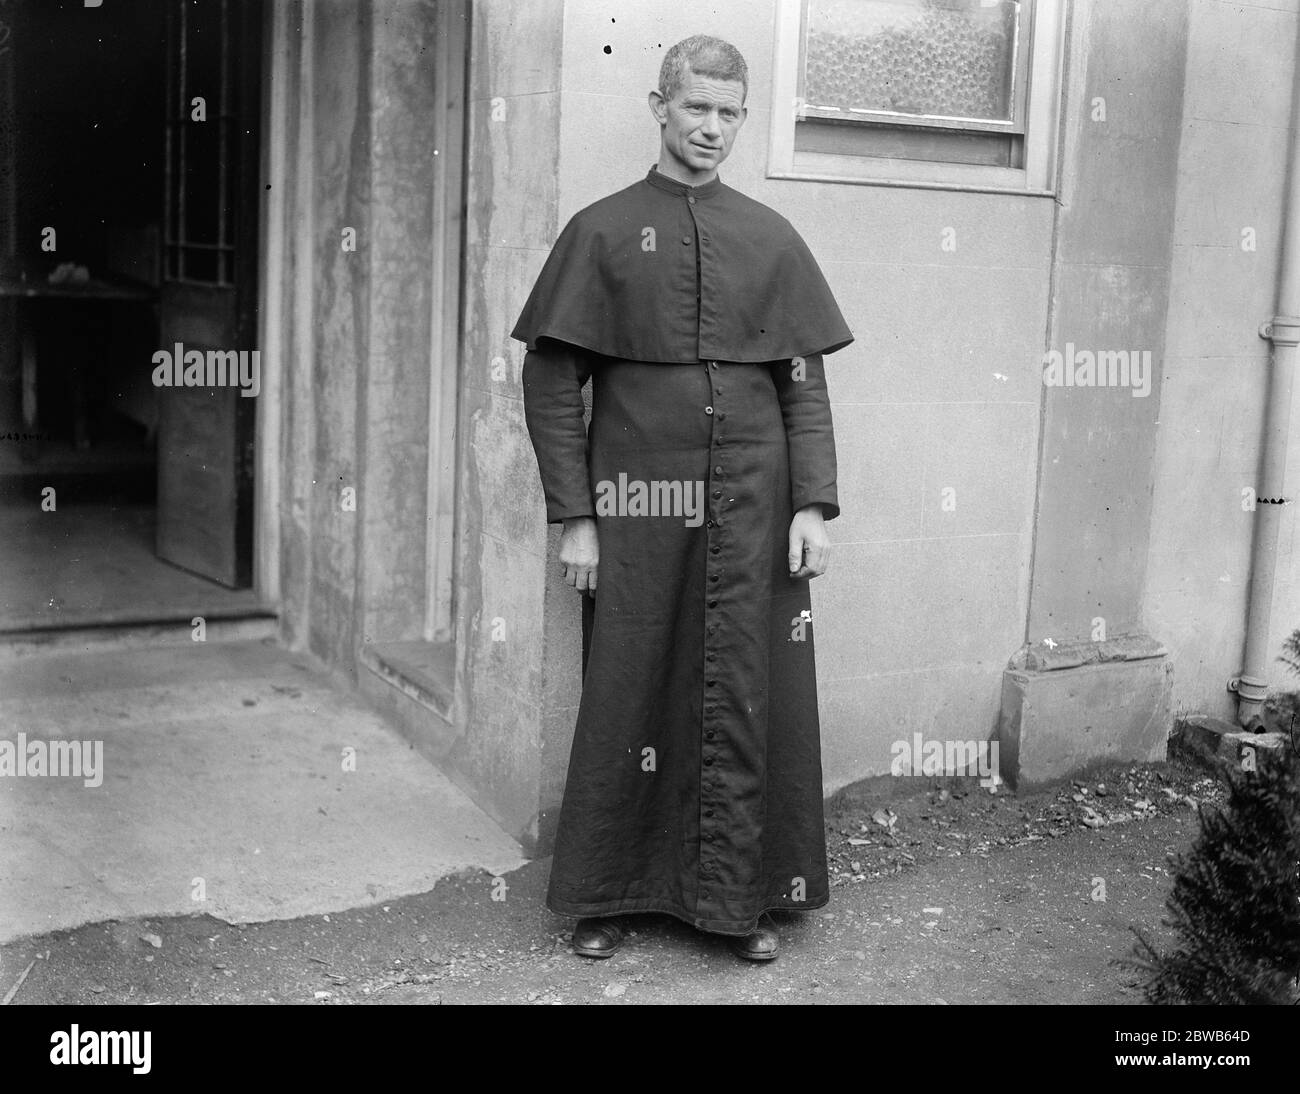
{"left": 253, "top": 0, "right": 296, "bottom": 611}
{"left": 256, "top": 0, "right": 468, "bottom": 647}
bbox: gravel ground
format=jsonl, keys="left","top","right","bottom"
{"left": 1, "top": 751, "right": 1225, "bottom": 1006}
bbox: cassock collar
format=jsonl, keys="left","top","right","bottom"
{"left": 644, "top": 165, "right": 723, "bottom": 200}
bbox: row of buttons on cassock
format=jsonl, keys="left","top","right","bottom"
{"left": 700, "top": 357, "right": 725, "bottom": 903}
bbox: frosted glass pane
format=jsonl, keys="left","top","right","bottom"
{"left": 804, "top": 0, "right": 1020, "bottom": 122}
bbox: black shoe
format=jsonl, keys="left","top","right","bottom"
{"left": 572, "top": 917, "right": 624, "bottom": 958}
{"left": 729, "top": 916, "right": 779, "bottom": 962}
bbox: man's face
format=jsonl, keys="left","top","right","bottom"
{"left": 650, "top": 71, "right": 747, "bottom": 183}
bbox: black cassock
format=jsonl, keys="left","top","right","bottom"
{"left": 515, "top": 166, "right": 852, "bottom": 935}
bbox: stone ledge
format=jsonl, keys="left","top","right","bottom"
{"left": 1173, "top": 715, "right": 1288, "bottom": 771}
{"left": 1010, "top": 633, "right": 1167, "bottom": 673}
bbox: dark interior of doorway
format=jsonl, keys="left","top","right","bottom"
{"left": 0, "top": 0, "right": 260, "bottom": 632}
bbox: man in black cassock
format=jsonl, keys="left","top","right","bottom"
{"left": 515, "top": 35, "right": 853, "bottom": 962}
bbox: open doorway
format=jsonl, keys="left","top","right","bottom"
{"left": 0, "top": 0, "right": 265, "bottom": 632}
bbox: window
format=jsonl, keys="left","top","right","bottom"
{"left": 769, "top": 0, "right": 1065, "bottom": 192}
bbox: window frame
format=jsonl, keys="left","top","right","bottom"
{"left": 767, "top": 0, "right": 1067, "bottom": 193}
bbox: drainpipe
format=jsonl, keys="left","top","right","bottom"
{"left": 1234, "top": 26, "right": 1300, "bottom": 728}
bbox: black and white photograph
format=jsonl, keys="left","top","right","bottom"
{"left": 0, "top": 0, "right": 1297, "bottom": 1054}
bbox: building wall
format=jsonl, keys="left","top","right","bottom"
{"left": 1145, "top": 0, "right": 1300, "bottom": 717}
{"left": 1029, "top": 0, "right": 1187, "bottom": 647}
{"left": 456, "top": 0, "right": 567, "bottom": 847}
{"left": 278, "top": 0, "right": 1300, "bottom": 852}
{"left": 996, "top": 0, "right": 1189, "bottom": 784}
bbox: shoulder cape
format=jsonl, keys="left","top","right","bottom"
{"left": 511, "top": 167, "right": 853, "bottom": 364}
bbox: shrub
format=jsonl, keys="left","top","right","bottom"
{"left": 1124, "top": 741, "right": 1300, "bottom": 1004}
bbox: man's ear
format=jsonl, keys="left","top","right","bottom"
{"left": 648, "top": 88, "right": 667, "bottom": 124}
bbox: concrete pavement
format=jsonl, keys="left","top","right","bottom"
{"left": 0, "top": 637, "right": 524, "bottom": 943}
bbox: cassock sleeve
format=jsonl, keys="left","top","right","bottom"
{"left": 769, "top": 353, "right": 840, "bottom": 522}
{"left": 522, "top": 343, "right": 596, "bottom": 524}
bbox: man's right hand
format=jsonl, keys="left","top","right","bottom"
{"left": 559, "top": 516, "right": 599, "bottom": 593}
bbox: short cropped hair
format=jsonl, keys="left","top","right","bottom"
{"left": 658, "top": 35, "right": 749, "bottom": 104}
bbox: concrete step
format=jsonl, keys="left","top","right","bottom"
{"left": 1173, "top": 714, "right": 1289, "bottom": 770}
{"left": 0, "top": 612, "right": 279, "bottom": 661}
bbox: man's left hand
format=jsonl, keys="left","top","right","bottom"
{"left": 788, "top": 504, "right": 830, "bottom": 580}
